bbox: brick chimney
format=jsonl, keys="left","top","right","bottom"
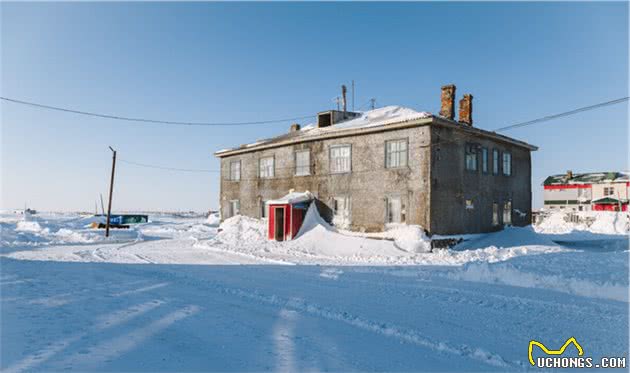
{"left": 566, "top": 170, "right": 573, "bottom": 179}
{"left": 289, "top": 123, "right": 301, "bottom": 132}
{"left": 439, "top": 84, "right": 456, "bottom": 120}
{"left": 459, "top": 94, "right": 473, "bottom": 126}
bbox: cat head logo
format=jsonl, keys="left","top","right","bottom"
{"left": 528, "top": 337, "right": 584, "bottom": 366}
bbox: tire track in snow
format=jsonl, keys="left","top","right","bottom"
{"left": 215, "top": 284, "right": 513, "bottom": 368}
{"left": 3, "top": 300, "right": 170, "bottom": 373}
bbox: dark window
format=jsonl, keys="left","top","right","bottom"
{"left": 492, "top": 149, "right": 499, "bottom": 175}
{"left": 502, "top": 152, "right": 512, "bottom": 176}
{"left": 465, "top": 143, "right": 478, "bottom": 171}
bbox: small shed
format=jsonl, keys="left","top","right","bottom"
{"left": 267, "top": 191, "right": 313, "bottom": 241}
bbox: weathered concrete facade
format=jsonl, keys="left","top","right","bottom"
{"left": 219, "top": 123, "right": 433, "bottom": 232}
{"left": 429, "top": 118, "right": 533, "bottom": 234}
{"left": 216, "top": 115, "right": 536, "bottom": 235}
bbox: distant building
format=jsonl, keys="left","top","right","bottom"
{"left": 214, "top": 84, "right": 538, "bottom": 235}
{"left": 543, "top": 171, "right": 629, "bottom": 212}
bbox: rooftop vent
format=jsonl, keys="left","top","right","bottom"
{"left": 317, "top": 110, "right": 361, "bottom": 128}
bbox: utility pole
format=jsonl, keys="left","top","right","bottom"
{"left": 105, "top": 146, "right": 117, "bottom": 238}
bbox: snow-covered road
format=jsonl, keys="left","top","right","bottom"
{"left": 1, "top": 211, "right": 628, "bottom": 371}
{"left": 2, "top": 256, "right": 627, "bottom": 372}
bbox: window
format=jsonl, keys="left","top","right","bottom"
{"left": 465, "top": 143, "right": 478, "bottom": 171}
{"left": 295, "top": 150, "right": 310, "bottom": 176}
{"left": 481, "top": 148, "right": 488, "bottom": 174}
{"left": 492, "top": 149, "right": 499, "bottom": 175}
{"left": 465, "top": 199, "right": 474, "bottom": 210}
{"left": 502, "top": 152, "right": 512, "bottom": 176}
{"left": 259, "top": 157, "right": 274, "bottom": 178}
{"left": 261, "top": 200, "right": 268, "bottom": 218}
{"left": 229, "top": 160, "right": 241, "bottom": 181}
{"left": 385, "top": 139, "right": 408, "bottom": 168}
{"left": 503, "top": 201, "right": 512, "bottom": 225}
{"left": 332, "top": 196, "right": 351, "bottom": 228}
{"left": 386, "top": 196, "right": 405, "bottom": 223}
{"left": 604, "top": 187, "right": 615, "bottom": 196}
{"left": 228, "top": 200, "right": 240, "bottom": 218}
{"left": 492, "top": 203, "right": 499, "bottom": 226}
{"left": 330, "top": 145, "right": 351, "bottom": 174}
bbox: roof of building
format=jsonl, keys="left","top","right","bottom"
{"left": 215, "top": 105, "right": 537, "bottom": 157}
{"left": 543, "top": 172, "right": 630, "bottom": 186}
{"left": 266, "top": 191, "right": 314, "bottom": 205}
{"left": 592, "top": 196, "right": 627, "bottom": 204}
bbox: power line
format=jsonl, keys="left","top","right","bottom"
{"left": 492, "top": 97, "right": 629, "bottom": 132}
{"left": 119, "top": 159, "right": 219, "bottom": 173}
{"left": 116, "top": 96, "right": 629, "bottom": 174}
{"left": 0, "top": 97, "right": 315, "bottom": 126}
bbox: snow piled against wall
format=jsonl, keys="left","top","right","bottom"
{"left": 535, "top": 211, "right": 629, "bottom": 235}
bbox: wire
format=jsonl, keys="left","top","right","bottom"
{"left": 118, "top": 96, "right": 629, "bottom": 174}
{"left": 119, "top": 159, "right": 219, "bottom": 173}
{"left": 0, "top": 97, "right": 315, "bottom": 126}
{"left": 492, "top": 97, "right": 629, "bottom": 132}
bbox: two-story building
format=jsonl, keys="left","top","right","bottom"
{"left": 214, "top": 85, "right": 538, "bottom": 235}
{"left": 543, "top": 171, "right": 629, "bottom": 211}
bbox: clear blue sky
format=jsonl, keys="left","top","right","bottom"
{"left": 1, "top": 2, "right": 627, "bottom": 212}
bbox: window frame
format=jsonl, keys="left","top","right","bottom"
{"left": 492, "top": 202, "right": 500, "bottom": 226}
{"left": 259, "top": 156, "right": 275, "bottom": 179}
{"left": 294, "top": 150, "right": 311, "bottom": 176}
{"left": 228, "top": 200, "right": 240, "bottom": 218}
{"left": 329, "top": 144, "right": 352, "bottom": 174}
{"left": 502, "top": 152, "right": 512, "bottom": 176}
{"left": 385, "top": 138, "right": 409, "bottom": 169}
{"left": 385, "top": 195, "right": 404, "bottom": 224}
{"left": 492, "top": 149, "right": 500, "bottom": 175}
{"left": 229, "top": 160, "right": 241, "bottom": 181}
{"left": 465, "top": 143, "right": 478, "bottom": 172}
{"left": 503, "top": 200, "right": 512, "bottom": 225}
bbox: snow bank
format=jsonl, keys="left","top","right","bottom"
{"left": 208, "top": 209, "right": 559, "bottom": 265}
{"left": 296, "top": 203, "right": 335, "bottom": 237}
{"left": 15, "top": 221, "right": 45, "bottom": 233}
{"left": 206, "top": 213, "right": 221, "bottom": 227}
{"left": 535, "top": 211, "right": 629, "bottom": 236}
{"left": 216, "top": 215, "right": 268, "bottom": 243}
{"left": 455, "top": 226, "right": 559, "bottom": 250}
{"left": 449, "top": 254, "right": 628, "bottom": 302}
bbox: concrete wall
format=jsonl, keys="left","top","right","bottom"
{"left": 219, "top": 125, "right": 432, "bottom": 232}
{"left": 429, "top": 123, "right": 533, "bottom": 234}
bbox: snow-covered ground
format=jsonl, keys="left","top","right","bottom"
{"left": 1, "top": 210, "right": 628, "bottom": 371}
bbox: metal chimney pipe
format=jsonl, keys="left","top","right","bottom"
{"left": 341, "top": 85, "right": 347, "bottom": 112}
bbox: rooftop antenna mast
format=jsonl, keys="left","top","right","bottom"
{"left": 351, "top": 80, "right": 355, "bottom": 111}
{"left": 370, "top": 98, "right": 376, "bottom": 110}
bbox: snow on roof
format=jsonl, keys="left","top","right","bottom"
{"left": 218, "top": 106, "right": 432, "bottom": 153}
{"left": 266, "top": 191, "right": 313, "bottom": 205}
{"left": 322, "top": 106, "right": 430, "bottom": 131}
{"left": 543, "top": 171, "right": 630, "bottom": 185}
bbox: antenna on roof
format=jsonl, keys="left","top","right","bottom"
{"left": 370, "top": 98, "right": 376, "bottom": 110}
{"left": 351, "top": 80, "right": 355, "bottom": 111}
{"left": 333, "top": 96, "right": 341, "bottom": 111}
